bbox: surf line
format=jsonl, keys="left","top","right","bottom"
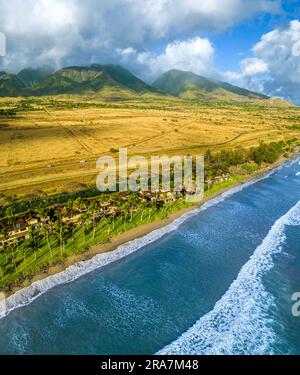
{"left": 158, "top": 199, "right": 300, "bottom": 355}
{"left": 1, "top": 156, "right": 299, "bottom": 320}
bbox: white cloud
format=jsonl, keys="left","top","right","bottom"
{"left": 115, "top": 37, "right": 216, "bottom": 79}
{"left": 116, "top": 47, "right": 137, "bottom": 57}
{"left": 0, "top": 0, "right": 281, "bottom": 72}
{"left": 253, "top": 20, "right": 300, "bottom": 85}
{"left": 140, "top": 37, "right": 215, "bottom": 77}
{"left": 225, "top": 20, "right": 300, "bottom": 103}
{"left": 224, "top": 57, "right": 268, "bottom": 94}
{"left": 240, "top": 58, "right": 269, "bottom": 76}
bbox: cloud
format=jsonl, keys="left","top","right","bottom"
{"left": 240, "top": 58, "right": 269, "bottom": 76}
{"left": 253, "top": 20, "right": 300, "bottom": 85}
{"left": 226, "top": 20, "right": 300, "bottom": 103}
{"left": 0, "top": 0, "right": 281, "bottom": 74}
{"left": 149, "top": 38, "right": 214, "bottom": 76}
{"left": 118, "top": 37, "right": 215, "bottom": 78}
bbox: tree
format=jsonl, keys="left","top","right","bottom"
{"left": 79, "top": 212, "right": 92, "bottom": 245}
{"left": 36, "top": 203, "right": 53, "bottom": 258}
{"left": 5, "top": 206, "right": 16, "bottom": 233}
{"left": 53, "top": 210, "right": 67, "bottom": 257}
{"left": 205, "top": 149, "right": 213, "bottom": 164}
{"left": 39, "top": 222, "right": 53, "bottom": 258}
{"left": 73, "top": 197, "right": 84, "bottom": 213}
{"left": 0, "top": 227, "right": 9, "bottom": 262}
{"left": 27, "top": 225, "right": 40, "bottom": 261}
{"left": 88, "top": 202, "right": 98, "bottom": 239}
{"left": 9, "top": 238, "right": 19, "bottom": 274}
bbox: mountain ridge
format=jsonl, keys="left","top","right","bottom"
{"left": 0, "top": 64, "right": 287, "bottom": 105}
{"left": 152, "top": 69, "right": 269, "bottom": 101}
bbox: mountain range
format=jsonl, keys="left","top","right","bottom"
{"left": 0, "top": 64, "right": 272, "bottom": 102}
{"left": 152, "top": 69, "right": 268, "bottom": 100}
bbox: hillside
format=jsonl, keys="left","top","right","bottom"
{"left": 0, "top": 72, "right": 26, "bottom": 96}
{"left": 0, "top": 65, "right": 158, "bottom": 97}
{"left": 17, "top": 67, "right": 53, "bottom": 87}
{"left": 0, "top": 65, "right": 288, "bottom": 103}
{"left": 152, "top": 69, "right": 269, "bottom": 101}
{"left": 29, "top": 64, "right": 160, "bottom": 95}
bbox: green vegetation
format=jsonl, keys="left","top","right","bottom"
{"left": 0, "top": 72, "right": 25, "bottom": 97}
{"left": 17, "top": 67, "right": 53, "bottom": 87}
{"left": 204, "top": 140, "right": 292, "bottom": 183}
{"left": 152, "top": 69, "right": 268, "bottom": 100}
{"left": 0, "top": 108, "right": 17, "bottom": 118}
{"left": 204, "top": 175, "right": 245, "bottom": 197}
{"left": 0, "top": 138, "right": 298, "bottom": 292}
{"left": 0, "top": 64, "right": 159, "bottom": 97}
{"left": 0, "top": 193, "right": 191, "bottom": 291}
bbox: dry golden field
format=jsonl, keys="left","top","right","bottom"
{"left": 0, "top": 95, "right": 299, "bottom": 200}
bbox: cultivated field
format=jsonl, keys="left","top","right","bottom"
{"left": 0, "top": 95, "right": 299, "bottom": 200}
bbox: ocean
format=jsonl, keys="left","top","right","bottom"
{"left": 0, "top": 158, "right": 300, "bottom": 354}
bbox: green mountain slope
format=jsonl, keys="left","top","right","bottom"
{"left": 29, "top": 64, "right": 158, "bottom": 96}
{"left": 152, "top": 69, "right": 268, "bottom": 100}
{"left": 17, "top": 67, "right": 53, "bottom": 87}
{"left": 0, "top": 64, "right": 159, "bottom": 97}
{"left": 0, "top": 65, "right": 274, "bottom": 102}
{"left": 0, "top": 72, "right": 26, "bottom": 96}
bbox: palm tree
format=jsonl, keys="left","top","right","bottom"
{"left": 0, "top": 227, "right": 9, "bottom": 262}
{"left": 35, "top": 202, "right": 49, "bottom": 224}
{"left": 73, "top": 197, "right": 83, "bottom": 213}
{"left": 140, "top": 200, "right": 149, "bottom": 223}
{"left": 53, "top": 210, "right": 66, "bottom": 257}
{"left": 70, "top": 221, "right": 77, "bottom": 242}
{"left": 39, "top": 222, "right": 53, "bottom": 258}
{"left": 5, "top": 206, "right": 16, "bottom": 233}
{"left": 66, "top": 198, "right": 75, "bottom": 217}
{"left": 9, "top": 237, "right": 20, "bottom": 274}
{"left": 0, "top": 227, "right": 9, "bottom": 282}
{"left": 88, "top": 202, "right": 98, "bottom": 239}
{"left": 36, "top": 203, "right": 53, "bottom": 258}
{"left": 79, "top": 212, "right": 92, "bottom": 246}
{"left": 27, "top": 225, "right": 40, "bottom": 261}
{"left": 21, "top": 244, "right": 28, "bottom": 271}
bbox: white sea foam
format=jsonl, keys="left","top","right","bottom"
{"left": 0, "top": 158, "right": 297, "bottom": 320}
{"left": 158, "top": 200, "right": 300, "bottom": 355}
{"left": 296, "top": 172, "right": 300, "bottom": 176}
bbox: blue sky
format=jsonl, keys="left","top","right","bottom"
{"left": 213, "top": 19, "right": 277, "bottom": 72}
{"left": 213, "top": 1, "right": 300, "bottom": 72}
{"left": 0, "top": 0, "right": 300, "bottom": 102}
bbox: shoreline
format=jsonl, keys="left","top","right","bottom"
{"left": 4, "top": 154, "right": 298, "bottom": 301}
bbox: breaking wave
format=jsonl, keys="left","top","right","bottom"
{"left": 158, "top": 200, "right": 300, "bottom": 355}
{"left": 0, "top": 158, "right": 295, "bottom": 320}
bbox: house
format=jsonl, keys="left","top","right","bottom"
{"left": 15, "top": 217, "right": 27, "bottom": 232}
{"left": 27, "top": 218, "right": 38, "bottom": 226}
{"left": 101, "top": 202, "right": 111, "bottom": 208}
{"left": 7, "top": 217, "right": 30, "bottom": 240}
{"left": 106, "top": 206, "right": 121, "bottom": 216}
{"left": 63, "top": 214, "right": 81, "bottom": 224}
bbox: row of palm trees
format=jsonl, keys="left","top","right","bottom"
{"left": 0, "top": 193, "right": 166, "bottom": 284}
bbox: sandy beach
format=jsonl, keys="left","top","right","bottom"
{"left": 5, "top": 155, "right": 296, "bottom": 299}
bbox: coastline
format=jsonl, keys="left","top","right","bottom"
{"left": 3, "top": 154, "right": 298, "bottom": 303}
